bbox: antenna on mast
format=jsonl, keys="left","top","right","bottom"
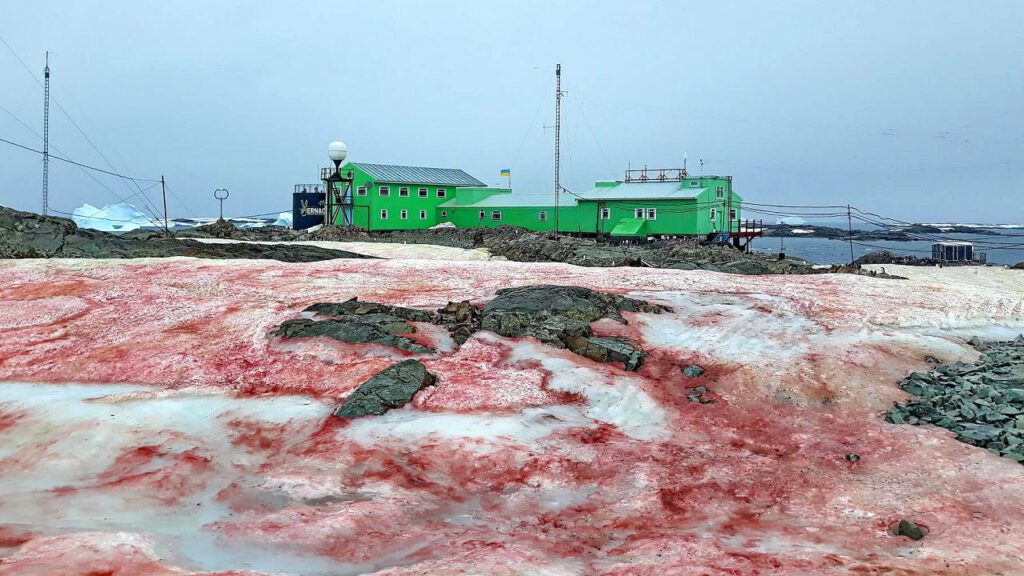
{"left": 553, "top": 63, "right": 564, "bottom": 238}
{"left": 42, "top": 51, "right": 50, "bottom": 215}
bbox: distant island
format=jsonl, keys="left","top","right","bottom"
{"left": 762, "top": 223, "right": 1005, "bottom": 241}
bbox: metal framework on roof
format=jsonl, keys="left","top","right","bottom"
{"left": 349, "top": 163, "right": 486, "bottom": 187}
{"left": 576, "top": 182, "right": 704, "bottom": 201}
{"left": 624, "top": 167, "right": 689, "bottom": 182}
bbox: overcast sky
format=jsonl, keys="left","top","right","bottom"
{"left": 1, "top": 0, "right": 1022, "bottom": 223}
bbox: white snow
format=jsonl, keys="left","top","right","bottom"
{"left": 272, "top": 211, "right": 293, "bottom": 228}
{"left": 192, "top": 237, "right": 492, "bottom": 261}
{"left": 777, "top": 216, "right": 807, "bottom": 225}
{"left": 791, "top": 228, "right": 814, "bottom": 234}
{"left": 72, "top": 202, "right": 155, "bottom": 232}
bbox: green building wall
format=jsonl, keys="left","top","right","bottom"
{"left": 324, "top": 166, "right": 743, "bottom": 238}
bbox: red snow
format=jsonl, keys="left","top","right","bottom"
{"left": 0, "top": 258, "right": 1023, "bottom": 574}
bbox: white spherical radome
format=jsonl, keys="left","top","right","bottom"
{"left": 327, "top": 141, "right": 348, "bottom": 163}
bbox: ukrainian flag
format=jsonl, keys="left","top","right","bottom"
{"left": 500, "top": 169, "right": 511, "bottom": 177}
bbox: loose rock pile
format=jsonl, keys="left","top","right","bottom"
{"left": 886, "top": 335, "right": 1024, "bottom": 463}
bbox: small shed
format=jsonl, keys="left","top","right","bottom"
{"left": 931, "top": 241, "right": 974, "bottom": 262}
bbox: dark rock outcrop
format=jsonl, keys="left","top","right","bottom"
{"left": 479, "top": 285, "right": 668, "bottom": 371}
{"left": 334, "top": 359, "right": 437, "bottom": 418}
{"left": 275, "top": 286, "right": 669, "bottom": 371}
{"left": 306, "top": 298, "right": 435, "bottom": 323}
{"left": 886, "top": 335, "right": 1024, "bottom": 464}
{"left": 272, "top": 317, "right": 433, "bottom": 353}
{"left": 0, "top": 205, "right": 372, "bottom": 262}
{"left": 1011, "top": 262, "right": 1024, "bottom": 270}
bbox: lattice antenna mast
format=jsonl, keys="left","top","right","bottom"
{"left": 42, "top": 52, "right": 50, "bottom": 215}
{"left": 553, "top": 63, "right": 565, "bottom": 237}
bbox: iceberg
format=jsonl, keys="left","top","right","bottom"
{"left": 272, "top": 211, "right": 293, "bottom": 228}
{"left": 72, "top": 202, "right": 155, "bottom": 232}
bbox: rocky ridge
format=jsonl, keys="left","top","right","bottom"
{"left": 0, "top": 206, "right": 371, "bottom": 262}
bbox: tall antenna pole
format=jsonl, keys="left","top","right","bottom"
{"left": 553, "top": 63, "right": 564, "bottom": 237}
{"left": 42, "top": 52, "right": 50, "bottom": 215}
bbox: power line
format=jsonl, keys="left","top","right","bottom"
{"left": 0, "top": 136, "right": 161, "bottom": 182}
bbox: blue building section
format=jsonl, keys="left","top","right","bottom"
{"left": 292, "top": 188, "right": 325, "bottom": 230}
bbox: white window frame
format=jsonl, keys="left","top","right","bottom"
{"left": 479, "top": 210, "right": 486, "bottom": 220}
{"left": 418, "top": 188, "right": 428, "bottom": 198}
{"left": 601, "top": 207, "right": 611, "bottom": 220}
{"left": 357, "top": 186, "right": 367, "bottom": 197}
{"left": 634, "top": 208, "right": 644, "bottom": 219}
{"left": 491, "top": 210, "right": 502, "bottom": 221}
{"left": 437, "top": 189, "right": 447, "bottom": 198}
{"left": 538, "top": 210, "right": 548, "bottom": 222}
{"left": 441, "top": 210, "right": 448, "bottom": 218}
{"left": 399, "top": 187, "right": 410, "bottom": 197}
{"left": 646, "top": 208, "right": 657, "bottom": 220}
{"left": 379, "top": 186, "right": 390, "bottom": 197}
{"left": 710, "top": 208, "right": 718, "bottom": 221}
{"left": 419, "top": 209, "right": 427, "bottom": 220}
{"left": 690, "top": 181, "right": 700, "bottom": 187}
{"left": 716, "top": 186, "right": 724, "bottom": 198}
{"left": 400, "top": 209, "right": 408, "bottom": 220}
{"left": 729, "top": 208, "right": 737, "bottom": 220}
{"left": 380, "top": 209, "right": 388, "bottom": 220}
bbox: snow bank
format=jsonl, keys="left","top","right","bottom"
{"left": 72, "top": 202, "right": 154, "bottom": 232}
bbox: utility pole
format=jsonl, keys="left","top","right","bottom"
{"left": 553, "top": 63, "right": 564, "bottom": 238}
{"left": 41, "top": 52, "right": 50, "bottom": 215}
{"left": 847, "top": 204, "right": 855, "bottom": 265}
{"left": 161, "top": 176, "right": 169, "bottom": 236}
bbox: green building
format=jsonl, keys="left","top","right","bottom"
{"left": 321, "top": 164, "right": 748, "bottom": 241}
{"left": 332, "top": 163, "right": 485, "bottom": 230}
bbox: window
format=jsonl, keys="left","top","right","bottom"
{"left": 690, "top": 181, "right": 700, "bottom": 187}
{"left": 601, "top": 207, "right": 611, "bottom": 220}
{"left": 399, "top": 187, "right": 410, "bottom": 197}
{"left": 634, "top": 208, "right": 644, "bottom": 219}
{"left": 418, "top": 188, "right": 428, "bottom": 198}
{"left": 400, "top": 209, "right": 408, "bottom": 220}
{"left": 379, "top": 186, "right": 390, "bottom": 196}
{"left": 646, "top": 208, "right": 657, "bottom": 220}
{"left": 710, "top": 208, "right": 717, "bottom": 220}
{"left": 441, "top": 210, "right": 448, "bottom": 218}
{"left": 419, "top": 210, "right": 427, "bottom": 220}
{"left": 491, "top": 211, "right": 502, "bottom": 221}
{"left": 716, "top": 186, "right": 724, "bottom": 198}
{"left": 729, "top": 208, "right": 737, "bottom": 220}
{"left": 479, "top": 210, "right": 486, "bottom": 220}
{"left": 380, "top": 209, "right": 388, "bottom": 220}
{"left": 437, "top": 189, "right": 447, "bottom": 198}
{"left": 538, "top": 211, "right": 548, "bottom": 222}
{"left": 357, "top": 186, "right": 367, "bottom": 196}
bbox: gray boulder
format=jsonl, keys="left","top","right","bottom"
{"left": 334, "top": 360, "right": 437, "bottom": 418}
{"left": 306, "top": 298, "right": 435, "bottom": 323}
{"left": 566, "top": 335, "right": 647, "bottom": 371}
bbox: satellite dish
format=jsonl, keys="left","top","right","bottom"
{"left": 328, "top": 141, "right": 348, "bottom": 163}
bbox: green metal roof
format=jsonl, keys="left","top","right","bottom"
{"left": 351, "top": 163, "right": 485, "bottom": 187}
{"left": 439, "top": 193, "right": 555, "bottom": 208}
{"left": 610, "top": 218, "right": 648, "bottom": 237}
